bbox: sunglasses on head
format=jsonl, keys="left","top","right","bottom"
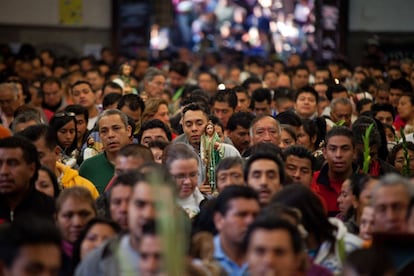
{"left": 54, "top": 112, "right": 76, "bottom": 118}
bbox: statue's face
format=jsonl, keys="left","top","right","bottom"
{"left": 206, "top": 124, "right": 214, "bottom": 136}
{"left": 122, "top": 64, "right": 132, "bottom": 76}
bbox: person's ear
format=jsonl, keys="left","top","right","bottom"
{"left": 213, "top": 212, "right": 224, "bottom": 232}
{"left": 54, "top": 146, "right": 61, "bottom": 157}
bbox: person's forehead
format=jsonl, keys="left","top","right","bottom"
{"left": 285, "top": 155, "right": 312, "bottom": 167}
{"left": 254, "top": 117, "right": 277, "bottom": 128}
{"left": 73, "top": 83, "right": 91, "bottom": 90}
{"left": 326, "top": 135, "right": 352, "bottom": 146}
{"left": 110, "top": 183, "right": 132, "bottom": 198}
{"left": 297, "top": 92, "right": 315, "bottom": 99}
{"left": 99, "top": 114, "right": 123, "bottom": 126}
{"left": 183, "top": 110, "right": 208, "bottom": 121}
{"left": 218, "top": 164, "right": 243, "bottom": 174}
{"left": 142, "top": 128, "right": 167, "bottom": 137}
{"left": 0, "top": 147, "right": 24, "bottom": 157}
{"left": 250, "top": 158, "right": 278, "bottom": 170}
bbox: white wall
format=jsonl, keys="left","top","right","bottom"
{"left": 349, "top": 0, "right": 414, "bottom": 32}
{"left": 0, "top": 0, "right": 111, "bottom": 28}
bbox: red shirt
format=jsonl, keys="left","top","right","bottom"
{"left": 311, "top": 167, "right": 345, "bottom": 216}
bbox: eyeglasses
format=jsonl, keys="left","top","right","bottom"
{"left": 172, "top": 172, "right": 199, "bottom": 181}
{"left": 54, "top": 112, "right": 76, "bottom": 118}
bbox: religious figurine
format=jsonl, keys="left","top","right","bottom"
{"left": 83, "top": 137, "right": 102, "bottom": 160}
{"left": 201, "top": 121, "right": 224, "bottom": 193}
{"left": 113, "top": 63, "right": 138, "bottom": 94}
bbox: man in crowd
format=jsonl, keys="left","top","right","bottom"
{"left": 213, "top": 185, "right": 260, "bottom": 275}
{"left": 0, "top": 217, "right": 62, "bottom": 275}
{"left": 0, "top": 136, "right": 55, "bottom": 222}
{"left": 71, "top": 80, "right": 100, "bottom": 130}
{"left": 18, "top": 124, "right": 99, "bottom": 198}
{"left": 212, "top": 89, "right": 237, "bottom": 129}
{"left": 372, "top": 174, "right": 413, "bottom": 233}
{"left": 283, "top": 145, "right": 314, "bottom": 187}
{"left": 0, "top": 82, "right": 23, "bottom": 128}
{"left": 215, "top": 157, "right": 245, "bottom": 192}
{"left": 245, "top": 216, "right": 304, "bottom": 276}
{"left": 226, "top": 112, "right": 255, "bottom": 155}
{"left": 250, "top": 115, "right": 281, "bottom": 147}
{"left": 245, "top": 150, "right": 285, "bottom": 207}
{"left": 79, "top": 109, "right": 132, "bottom": 194}
{"left": 311, "top": 127, "right": 356, "bottom": 215}
{"left": 137, "top": 119, "right": 171, "bottom": 147}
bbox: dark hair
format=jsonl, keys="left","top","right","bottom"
{"left": 71, "top": 217, "right": 121, "bottom": 269}
{"left": 241, "top": 77, "right": 262, "bottom": 90}
{"left": 41, "top": 76, "right": 62, "bottom": 90}
{"left": 0, "top": 216, "right": 62, "bottom": 268}
{"left": 0, "top": 136, "right": 40, "bottom": 186}
{"left": 325, "top": 126, "right": 354, "bottom": 148}
{"left": 371, "top": 103, "right": 395, "bottom": 121}
{"left": 389, "top": 77, "right": 412, "bottom": 93}
{"left": 275, "top": 111, "right": 302, "bottom": 128}
{"left": 388, "top": 142, "right": 414, "bottom": 166}
{"left": 103, "top": 93, "right": 122, "bottom": 110}
{"left": 65, "top": 104, "right": 89, "bottom": 123}
{"left": 182, "top": 102, "right": 210, "bottom": 118}
{"left": 49, "top": 112, "right": 78, "bottom": 154}
{"left": 295, "top": 86, "right": 319, "bottom": 103}
{"left": 216, "top": 157, "right": 244, "bottom": 175}
{"left": 17, "top": 124, "right": 57, "bottom": 150}
{"left": 293, "top": 65, "right": 309, "bottom": 75}
{"left": 71, "top": 80, "right": 94, "bottom": 93}
{"left": 348, "top": 173, "right": 372, "bottom": 200}
{"left": 271, "top": 184, "right": 336, "bottom": 246}
{"left": 344, "top": 248, "right": 395, "bottom": 276}
{"left": 226, "top": 112, "right": 255, "bottom": 131}
{"left": 301, "top": 118, "right": 326, "bottom": 150}
{"left": 102, "top": 81, "right": 122, "bottom": 95}
{"left": 211, "top": 89, "right": 237, "bottom": 110}
{"left": 274, "top": 87, "right": 295, "bottom": 102}
{"left": 169, "top": 60, "right": 189, "bottom": 77}
{"left": 117, "top": 94, "right": 145, "bottom": 113}
{"left": 117, "top": 143, "right": 154, "bottom": 160}
{"left": 251, "top": 88, "right": 272, "bottom": 106}
{"left": 356, "top": 98, "right": 373, "bottom": 114}
{"left": 243, "top": 215, "right": 303, "bottom": 254}
{"left": 351, "top": 116, "right": 381, "bottom": 146}
{"left": 283, "top": 145, "right": 315, "bottom": 171}
{"left": 326, "top": 84, "right": 348, "bottom": 101}
{"left": 38, "top": 165, "right": 60, "bottom": 198}
{"left": 137, "top": 119, "right": 172, "bottom": 142}
{"left": 244, "top": 150, "right": 286, "bottom": 185}
{"left": 232, "top": 85, "right": 249, "bottom": 97}
{"left": 214, "top": 185, "right": 259, "bottom": 215}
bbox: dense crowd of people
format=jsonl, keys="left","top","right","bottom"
{"left": 0, "top": 40, "right": 414, "bottom": 276}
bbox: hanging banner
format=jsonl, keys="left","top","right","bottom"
{"left": 59, "top": 0, "right": 83, "bottom": 25}
{"left": 315, "top": 0, "right": 347, "bottom": 62}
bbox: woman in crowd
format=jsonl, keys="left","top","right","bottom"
{"left": 279, "top": 124, "right": 297, "bottom": 150}
{"left": 35, "top": 165, "right": 60, "bottom": 198}
{"left": 72, "top": 218, "right": 121, "bottom": 271}
{"left": 272, "top": 184, "right": 362, "bottom": 275}
{"left": 49, "top": 111, "right": 79, "bottom": 168}
{"left": 56, "top": 187, "right": 97, "bottom": 261}
{"left": 163, "top": 143, "right": 206, "bottom": 219}
{"left": 388, "top": 141, "right": 414, "bottom": 177}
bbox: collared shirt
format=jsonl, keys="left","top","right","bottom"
{"left": 213, "top": 235, "right": 248, "bottom": 276}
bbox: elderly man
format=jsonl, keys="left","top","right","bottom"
{"left": 372, "top": 174, "right": 413, "bottom": 233}
{"left": 250, "top": 115, "right": 281, "bottom": 147}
